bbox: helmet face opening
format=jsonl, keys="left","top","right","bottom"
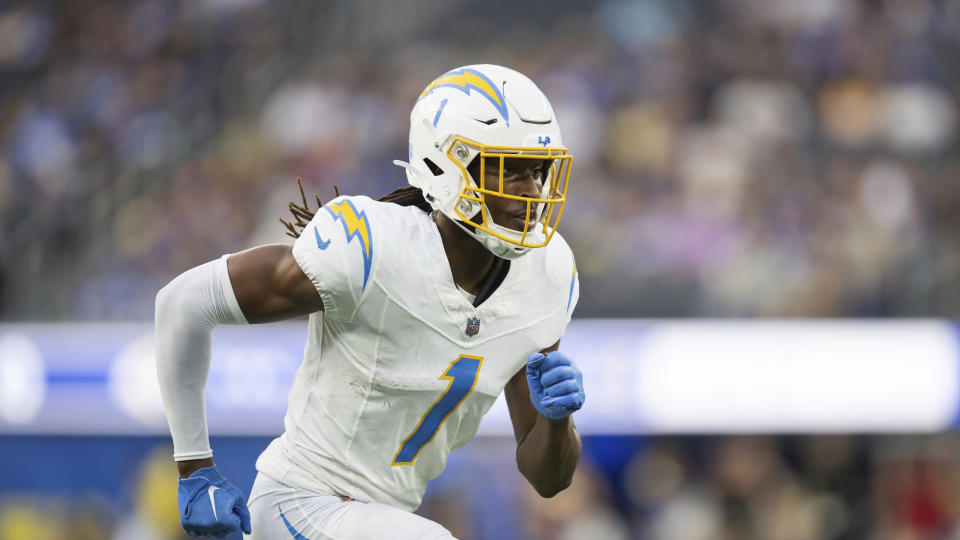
{"left": 445, "top": 136, "right": 573, "bottom": 248}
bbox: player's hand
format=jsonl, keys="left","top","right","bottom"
{"left": 177, "top": 465, "right": 252, "bottom": 538}
{"left": 526, "top": 351, "right": 585, "bottom": 420}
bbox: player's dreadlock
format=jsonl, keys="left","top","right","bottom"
{"left": 280, "top": 179, "right": 431, "bottom": 239}
{"left": 377, "top": 185, "right": 432, "bottom": 213}
{"left": 279, "top": 178, "right": 336, "bottom": 239}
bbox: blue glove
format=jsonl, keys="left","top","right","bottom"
{"left": 177, "top": 465, "right": 251, "bottom": 538}
{"left": 526, "top": 351, "right": 585, "bottom": 420}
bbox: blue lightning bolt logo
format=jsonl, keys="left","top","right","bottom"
{"left": 418, "top": 68, "right": 510, "bottom": 125}
{"left": 324, "top": 200, "right": 374, "bottom": 291}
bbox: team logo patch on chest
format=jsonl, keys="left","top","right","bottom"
{"left": 465, "top": 317, "right": 480, "bottom": 337}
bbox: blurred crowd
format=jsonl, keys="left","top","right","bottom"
{"left": 517, "top": 434, "right": 960, "bottom": 540}
{"left": 2, "top": 0, "right": 960, "bottom": 319}
{"left": 5, "top": 434, "right": 960, "bottom": 540}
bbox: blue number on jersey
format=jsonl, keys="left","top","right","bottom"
{"left": 392, "top": 355, "right": 484, "bottom": 466}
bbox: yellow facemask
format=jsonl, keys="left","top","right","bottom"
{"left": 446, "top": 136, "right": 573, "bottom": 249}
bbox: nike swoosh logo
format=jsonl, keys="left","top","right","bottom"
{"left": 208, "top": 486, "right": 220, "bottom": 520}
{"left": 314, "top": 227, "right": 331, "bottom": 249}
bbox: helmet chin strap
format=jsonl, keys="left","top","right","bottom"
{"left": 474, "top": 226, "right": 532, "bottom": 260}
{"left": 446, "top": 212, "right": 535, "bottom": 260}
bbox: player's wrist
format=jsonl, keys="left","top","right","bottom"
{"left": 177, "top": 457, "right": 215, "bottom": 479}
{"left": 532, "top": 401, "right": 576, "bottom": 421}
{"left": 538, "top": 412, "right": 573, "bottom": 428}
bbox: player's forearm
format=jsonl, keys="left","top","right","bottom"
{"left": 155, "top": 269, "right": 217, "bottom": 461}
{"left": 516, "top": 415, "right": 582, "bottom": 497}
{"left": 155, "top": 256, "right": 247, "bottom": 461}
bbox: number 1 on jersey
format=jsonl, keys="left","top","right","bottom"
{"left": 392, "top": 354, "right": 484, "bottom": 466}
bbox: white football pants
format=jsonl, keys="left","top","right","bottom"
{"left": 244, "top": 473, "right": 456, "bottom": 540}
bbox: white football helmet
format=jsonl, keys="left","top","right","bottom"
{"left": 394, "top": 64, "right": 573, "bottom": 259}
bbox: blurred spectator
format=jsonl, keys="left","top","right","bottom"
{"left": 620, "top": 434, "right": 960, "bottom": 540}
{"left": 523, "top": 459, "right": 631, "bottom": 540}
{"left": 111, "top": 446, "right": 185, "bottom": 540}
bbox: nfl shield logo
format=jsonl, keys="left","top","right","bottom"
{"left": 465, "top": 317, "right": 480, "bottom": 337}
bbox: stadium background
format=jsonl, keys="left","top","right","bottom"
{"left": 3, "top": 0, "right": 960, "bottom": 538}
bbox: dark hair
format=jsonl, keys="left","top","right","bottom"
{"left": 280, "top": 179, "right": 430, "bottom": 239}
{"left": 377, "top": 185, "right": 432, "bottom": 213}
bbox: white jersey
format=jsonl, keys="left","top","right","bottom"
{"left": 256, "top": 195, "right": 580, "bottom": 511}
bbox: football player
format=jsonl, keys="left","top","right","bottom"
{"left": 155, "top": 64, "right": 584, "bottom": 539}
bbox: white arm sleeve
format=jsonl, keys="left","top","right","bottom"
{"left": 155, "top": 255, "right": 247, "bottom": 461}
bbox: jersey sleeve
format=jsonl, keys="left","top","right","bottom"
{"left": 543, "top": 232, "right": 579, "bottom": 346}
{"left": 292, "top": 195, "right": 379, "bottom": 321}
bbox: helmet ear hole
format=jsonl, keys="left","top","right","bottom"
{"left": 423, "top": 158, "right": 444, "bottom": 176}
